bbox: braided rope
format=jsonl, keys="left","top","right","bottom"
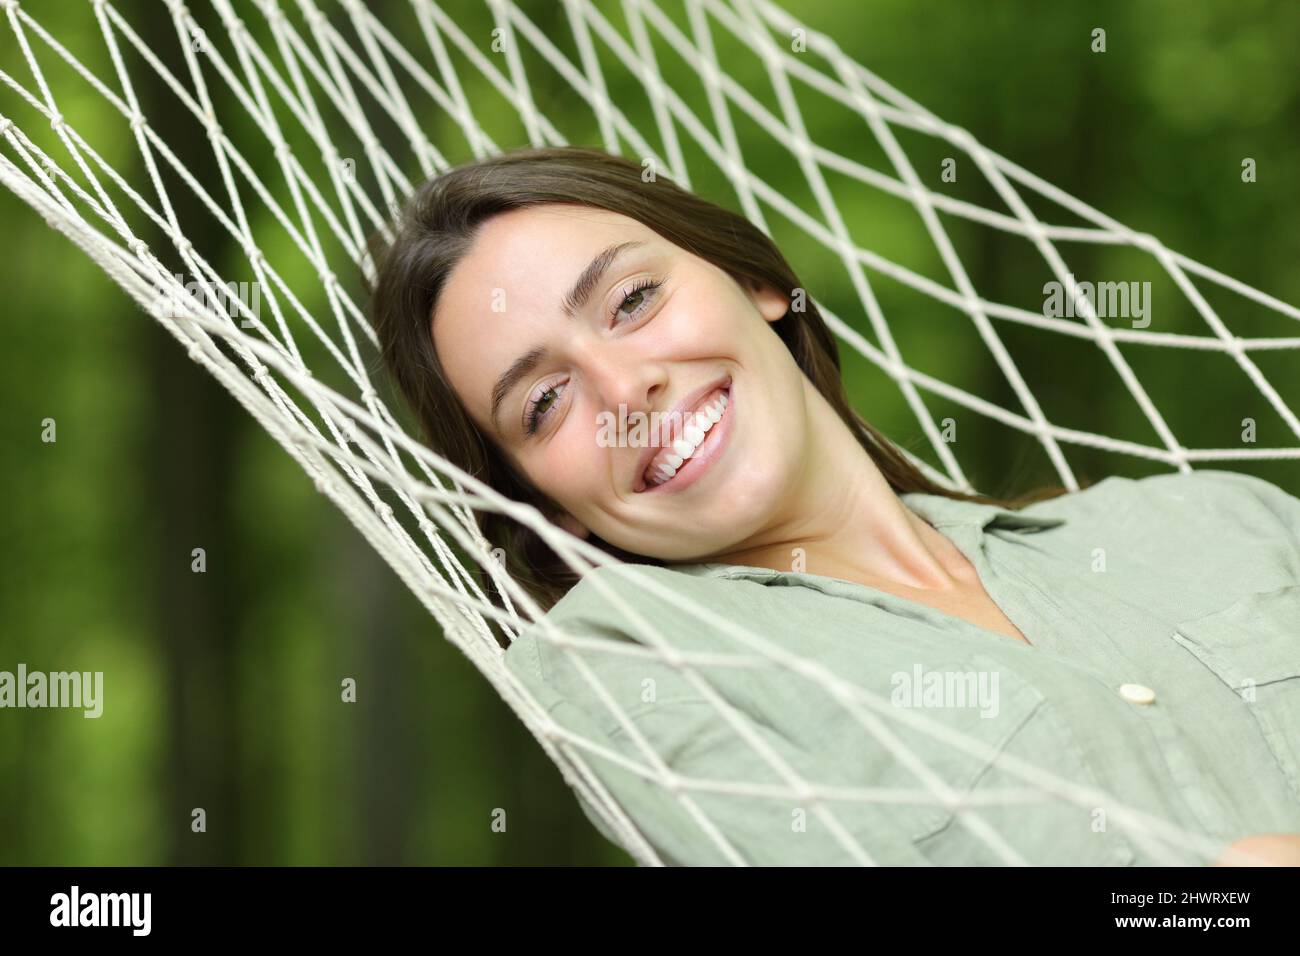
{"left": 2, "top": 0, "right": 1295, "bottom": 865}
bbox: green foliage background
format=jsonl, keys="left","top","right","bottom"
{"left": 1, "top": 0, "right": 1296, "bottom": 865}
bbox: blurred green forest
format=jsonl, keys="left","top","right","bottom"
{"left": 1, "top": 0, "right": 1296, "bottom": 865}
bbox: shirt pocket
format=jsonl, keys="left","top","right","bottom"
{"left": 605, "top": 653, "right": 1073, "bottom": 864}
{"left": 1170, "top": 583, "right": 1300, "bottom": 805}
{"left": 908, "top": 650, "right": 1139, "bottom": 866}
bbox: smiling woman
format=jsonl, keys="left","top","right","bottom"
{"left": 367, "top": 145, "right": 1066, "bottom": 616}
{"left": 366, "top": 146, "right": 1300, "bottom": 866}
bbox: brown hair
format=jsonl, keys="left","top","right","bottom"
{"left": 367, "top": 145, "right": 1074, "bottom": 617}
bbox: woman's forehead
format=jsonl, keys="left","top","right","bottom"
{"left": 438, "top": 205, "right": 658, "bottom": 320}
{"left": 473, "top": 204, "right": 650, "bottom": 269}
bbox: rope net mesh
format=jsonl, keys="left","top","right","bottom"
{"left": 2, "top": 0, "right": 1297, "bottom": 866}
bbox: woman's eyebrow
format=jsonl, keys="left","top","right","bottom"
{"left": 561, "top": 240, "right": 645, "bottom": 317}
{"left": 490, "top": 345, "right": 547, "bottom": 430}
{"left": 489, "top": 239, "right": 647, "bottom": 430}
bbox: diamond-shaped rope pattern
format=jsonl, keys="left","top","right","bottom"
{"left": 1, "top": 0, "right": 1294, "bottom": 865}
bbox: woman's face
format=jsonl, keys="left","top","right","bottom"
{"left": 432, "top": 203, "right": 814, "bottom": 562}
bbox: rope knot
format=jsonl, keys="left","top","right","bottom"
{"left": 128, "top": 111, "right": 147, "bottom": 131}
{"left": 203, "top": 109, "right": 221, "bottom": 139}
{"left": 949, "top": 125, "right": 978, "bottom": 152}
{"left": 48, "top": 113, "right": 66, "bottom": 134}
{"left": 1132, "top": 232, "right": 1162, "bottom": 254}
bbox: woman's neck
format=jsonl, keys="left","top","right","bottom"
{"left": 708, "top": 387, "right": 968, "bottom": 594}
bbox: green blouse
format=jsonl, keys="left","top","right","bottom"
{"left": 504, "top": 469, "right": 1300, "bottom": 865}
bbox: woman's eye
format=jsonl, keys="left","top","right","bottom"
{"left": 525, "top": 382, "right": 564, "bottom": 436}
{"left": 620, "top": 290, "right": 647, "bottom": 314}
{"left": 612, "top": 278, "right": 662, "bottom": 324}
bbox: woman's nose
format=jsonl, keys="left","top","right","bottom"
{"left": 583, "top": 347, "right": 667, "bottom": 417}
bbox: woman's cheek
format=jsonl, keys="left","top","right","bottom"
{"left": 544, "top": 419, "right": 602, "bottom": 496}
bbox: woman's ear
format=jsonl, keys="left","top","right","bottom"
{"left": 746, "top": 277, "right": 790, "bottom": 323}
{"left": 554, "top": 511, "right": 590, "bottom": 540}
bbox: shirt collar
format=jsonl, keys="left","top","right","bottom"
{"left": 899, "top": 491, "right": 1067, "bottom": 534}
{"left": 668, "top": 491, "right": 1065, "bottom": 582}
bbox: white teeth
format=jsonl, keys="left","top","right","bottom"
{"left": 642, "top": 387, "right": 730, "bottom": 487}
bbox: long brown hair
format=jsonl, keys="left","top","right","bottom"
{"left": 367, "top": 146, "right": 1074, "bottom": 615}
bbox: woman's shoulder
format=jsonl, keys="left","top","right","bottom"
{"left": 1020, "top": 467, "right": 1299, "bottom": 531}
{"left": 528, "top": 561, "right": 746, "bottom": 632}
{"left": 1017, "top": 469, "right": 1300, "bottom": 596}
{"left": 503, "top": 562, "right": 754, "bottom": 691}
{"left": 503, "top": 561, "right": 756, "bottom": 737}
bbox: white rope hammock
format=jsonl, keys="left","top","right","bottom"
{"left": 3, "top": 0, "right": 1297, "bottom": 866}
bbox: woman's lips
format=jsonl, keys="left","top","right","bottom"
{"left": 642, "top": 387, "right": 729, "bottom": 486}
{"left": 636, "top": 384, "right": 733, "bottom": 494}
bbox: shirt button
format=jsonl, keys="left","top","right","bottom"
{"left": 1119, "top": 683, "right": 1156, "bottom": 705}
